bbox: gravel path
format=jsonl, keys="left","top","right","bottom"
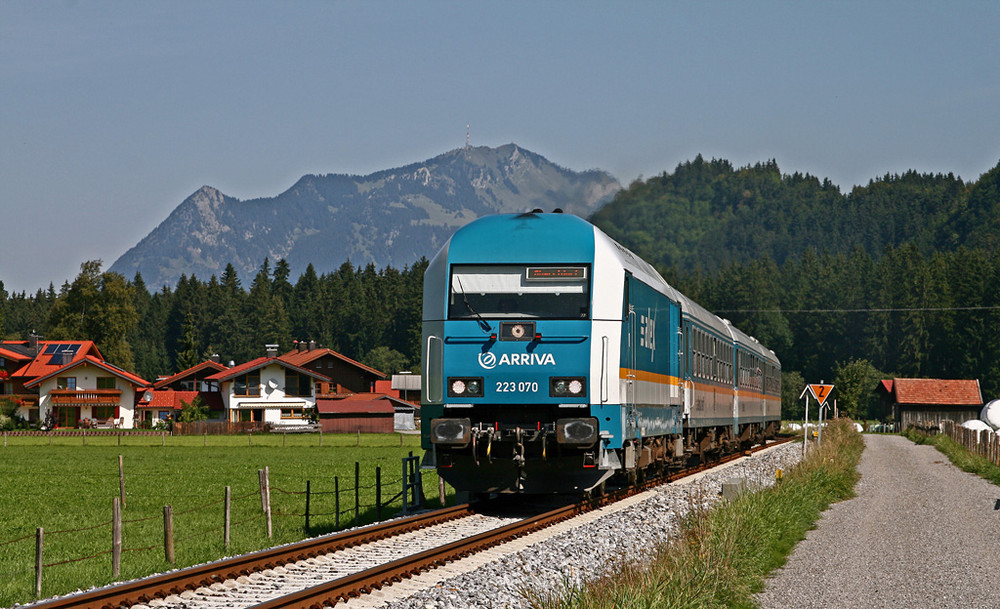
{"left": 756, "top": 434, "right": 1000, "bottom": 609}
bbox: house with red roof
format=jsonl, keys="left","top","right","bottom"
{"left": 205, "top": 345, "right": 332, "bottom": 427}
{"left": 877, "top": 378, "right": 983, "bottom": 428}
{"left": 136, "top": 359, "right": 227, "bottom": 425}
{"left": 0, "top": 336, "right": 151, "bottom": 429}
{"left": 280, "top": 340, "right": 386, "bottom": 394}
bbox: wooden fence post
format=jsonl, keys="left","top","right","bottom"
{"left": 354, "top": 462, "right": 360, "bottom": 526}
{"left": 376, "top": 467, "right": 382, "bottom": 521}
{"left": 35, "top": 527, "right": 43, "bottom": 597}
{"left": 439, "top": 477, "right": 446, "bottom": 508}
{"left": 263, "top": 466, "right": 272, "bottom": 538}
{"left": 112, "top": 497, "right": 122, "bottom": 577}
{"left": 164, "top": 505, "right": 174, "bottom": 563}
{"left": 305, "top": 480, "right": 311, "bottom": 533}
{"left": 335, "top": 476, "right": 340, "bottom": 529}
{"left": 224, "top": 486, "right": 231, "bottom": 550}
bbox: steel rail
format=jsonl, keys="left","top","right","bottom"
{"left": 24, "top": 504, "right": 476, "bottom": 609}
{"left": 247, "top": 502, "right": 585, "bottom": 609}
{"left": 248, "top": 438, "right": 794, "bottom": 609}
{"left": 25, "top": 438, "right": 792, "bottom": 609}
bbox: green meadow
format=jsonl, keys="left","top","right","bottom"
{"left": 0, "top": 432, "right": 442, "bottom": 608}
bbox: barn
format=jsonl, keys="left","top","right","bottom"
{"left": 877, "top": 378, "right": 983, "bottom": 429}
{"left": 316, "top": 393, "right": 414, "bottom": 433}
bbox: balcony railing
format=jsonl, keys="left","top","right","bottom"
{"left": 50, "top": 388, "right": 122, "bottom": 406}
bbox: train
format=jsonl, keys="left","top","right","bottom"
{"left": 420, "top": 210, "right": 781, "bottom": 495}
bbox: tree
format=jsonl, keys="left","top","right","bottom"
{"left": 176, "top": 312, "right": 201, "bottom": 371}
{"left": 45, "top": 261, "right": 138, "bottom": 370}
{"left": 832, "top": 358, "right": 885, "bottom": 421}
{"left": 178, "top": 395, "right": 209, "bottom": 422}
{"left": 364, "top": 346, "right": 410, "bottom": 376}
{"left": 781, "top": 370, "right": 806, "bottom": 421}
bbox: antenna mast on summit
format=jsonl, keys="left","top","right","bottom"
{"left": 466, "top": 123, "right": 470, "bottom": 148}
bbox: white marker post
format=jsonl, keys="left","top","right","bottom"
{"left": 807, "top": 382, "right": 835, "bottom": 450}
{"left": 798, "top": 385, "right": 811, "bottom": 458}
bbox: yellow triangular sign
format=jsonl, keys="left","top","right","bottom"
{"left": 809, "top": 384, "right": 834, "bottom": 406}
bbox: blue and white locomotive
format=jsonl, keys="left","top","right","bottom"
{"left": 420, "top": 211, "right": 781, "bottom": 494}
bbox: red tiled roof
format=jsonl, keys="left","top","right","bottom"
{"left": 13, "top": 341, "right": 103, "bottom": 379}
{"left": 279, "top": 348, "right": 385, "bottom": 378}
{"left": 139, "top": 389, "right": 224, "bottom": 411}
{"left": 154, "top": 360, "right": 228, "bottom": 389}
{"left": 0, "top": 346, "right": 31, "bottom": 361}
{"left": 316, "top": 396, "right": 396, "bottom": 415}
{"left": 891, "top": 378, "right": 982, "bottom": 406}
{"left": 24, "top": 355, "right": 149, "bottom": 389}
{"left": 206, "top": 356, "right": 329, "bottom": 382}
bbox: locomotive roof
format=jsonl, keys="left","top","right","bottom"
{"left": 444, "top": 212, "right": 597, "bottom": 263}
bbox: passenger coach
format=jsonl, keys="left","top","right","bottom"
{"left": 421, "top": 211, "right": 780, "bottom": 495}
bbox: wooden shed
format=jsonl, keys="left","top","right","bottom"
{"left": 877, "top": 378, "right": 983, "bottom": 428}
{"left": 316, "top": 393, "right": 397, "bottom": 433}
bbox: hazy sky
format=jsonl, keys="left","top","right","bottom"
{"left": 3, "top": 1, "right": 999, "bottom": 295}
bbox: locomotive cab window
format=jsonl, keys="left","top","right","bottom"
{"left": 448, "top": 264, "right": 590, "bottom": 319}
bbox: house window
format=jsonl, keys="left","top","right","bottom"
{"left": 97, "top": 377, "right": 116, "bottom": 390}
{"left": 93, "top": 405, "right": 115, "bottom": 420}
{"left": 284, "top": 372, "right": 313, "bottom": 397}
{"left": 281, "top": 408, "right": 304, "bottom": 419}
{"left": 233, "top": 372, "right": 260, "bottom": 396}
{"left": 57, "top": 377, "right": 77, "bottom": 390}
{"left": 237, "top": 409, "right": 263, "bottom": 422}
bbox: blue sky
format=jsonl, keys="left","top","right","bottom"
{"left": 2, "top": 1, "right": 999, "bottom": 295}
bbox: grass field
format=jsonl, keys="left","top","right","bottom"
{"left": 0, "top": 432, "right": 442, "bottom": 608}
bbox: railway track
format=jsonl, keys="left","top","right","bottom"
{"left": 27, "top": 438, "right": 792, "bottom": 609}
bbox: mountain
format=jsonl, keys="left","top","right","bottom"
{"left": 110, "top": 144, "right": 621, "bottom": 289}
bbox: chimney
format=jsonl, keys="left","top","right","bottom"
{"left": 298, "top": 340, "right": 307, "bottom": 353}
{"left": 29, "top": 332, "right": 40, "bottom": 355}
{"left": 60, "top": 349, "right": 73, "bottom": 366}
{"left": 309, "top": 340, "right": 316, "bottom": 351}
{"left": 265, "top": 344, "right": 279, "bottom": 358}
{"left": 211, "top": 353, "right": 220, "bottom": 364}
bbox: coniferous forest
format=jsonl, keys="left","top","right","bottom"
{"left": 3, "top": 155, "right": 1000, "bottom": 420}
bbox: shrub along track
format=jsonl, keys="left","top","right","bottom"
{"left": 26, "top": 439, "right": 791, "bottom": 609}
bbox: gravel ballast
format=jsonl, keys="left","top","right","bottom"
{"left": 357, "top": 443, "right": 802, "bottom": 609}
{"left": 756, "top": 434, "right": 1000, "bottom": 609}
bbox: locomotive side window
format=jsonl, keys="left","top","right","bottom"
{"left": 448, "top": 264, "right": 590, "bottom": 320}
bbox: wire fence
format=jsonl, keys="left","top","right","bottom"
{"left": 0, "top": 454, "right": 425, "bottom": 602}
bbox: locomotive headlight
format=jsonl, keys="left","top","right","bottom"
{"left": 556, "top": 417, "right": 599, "bottom": 445}
{"left": 550, "top": 376, "right": 587, "bottom": 397}
{"left": 448, "top": 377, "right": 484, "bottom": 398}
{"left": 430, "top": 418, "right": 472, "bottom": 445}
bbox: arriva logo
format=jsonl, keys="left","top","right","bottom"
{"left": 478, "top": 352, "right": 556, "bottom": 369}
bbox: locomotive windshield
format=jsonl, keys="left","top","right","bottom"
{"left": 448, "top": 264, "right": 590, "bottom": 320}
